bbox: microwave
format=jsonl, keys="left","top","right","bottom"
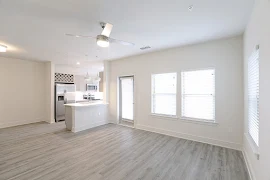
{"left": 86, "top": 84, "right": 98, "bottom": 91}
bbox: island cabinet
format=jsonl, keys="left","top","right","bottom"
{"left": 64, "top": 102, "right": 109, "bottom": 132}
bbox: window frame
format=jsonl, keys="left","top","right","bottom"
{"left": 151, "top": 72, "right": 177, "bottom": 117}
{"left": 247, "top": 45, "right": 260, "bottom": 148}
{"left": 180, "top": 68, "right": 216, "bottom": 123}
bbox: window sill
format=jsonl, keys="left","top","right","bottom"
{"left": 244, "top": 133, "right": 259, "bottom": 157}
{"left": 180, "top": 117, "right": 218, "bottom": 126}
{"left": 150, "top": 115, "right": 218, "bottom": 126}
{"left": 150, "top": 113, "right": 178, "bottom": 120}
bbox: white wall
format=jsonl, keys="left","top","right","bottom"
{"left": 0, "top": 57, "right": 48, "bottom": 128}
{"left": 243, "top": 0, "right": 270, "bottom": 179}
{"left": 45, "top": 61, "right": 55, "bottom": 124}
{"left": 74, "top": 75, "right": 87, "bottom": 91}
{"left": 103, "top": 61, "right": 110, "bottom": 104}
{"left": 74, "top": 75, "right": 104, "bottom": 92}
{"left": 55, "top": 63, "right": 103, "bottom": 76}
{"left": 109, "top": 36, "right": 244, "bottom": 150}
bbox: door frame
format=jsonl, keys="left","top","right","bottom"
{"left": 118, "top": 75, "right": 135, "bottom": 126}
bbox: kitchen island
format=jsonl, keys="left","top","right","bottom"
{"left": 64, "top": 101, "right": 109, "bottom": 132}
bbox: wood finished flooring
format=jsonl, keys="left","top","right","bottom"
{"left": 0, "top": 122, "right": 250, "bottom": 180}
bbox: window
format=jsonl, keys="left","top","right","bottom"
{"left": 181, "top": 69, "right": 215, "bottom": 121}
{"left": 248, "top": 46, "right": 259, "bottom": 147}
{"left": 151, "top": 73, "right": 177, "bottom": 116}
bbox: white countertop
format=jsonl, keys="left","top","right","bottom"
{"left": 64, "top": 101, "right": 108, "bottom": 107}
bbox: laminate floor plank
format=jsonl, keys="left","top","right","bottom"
{"left": 0, "top": 122, "right": 250, "bottom": 180}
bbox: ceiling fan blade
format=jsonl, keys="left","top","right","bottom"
{"left": 109, "top": 37, "right": 135, "bottom": 46}
{"left": 65, "top": 33, "right": 96, "bottom": 39}
{"left": 101, "top": 23, "right": 113, "bottom": 37}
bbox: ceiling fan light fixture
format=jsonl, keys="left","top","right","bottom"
{"left": 96, "top": 35, "right": 109, "bottom": 47}
{"left": 67, "top": 23, "right": 134, "bottom": 47}
{"left": 0, "top": 44, "right": 7, "bottom": 52}
{"left": 97, "top": 40, "right": 109, "bottom": 47}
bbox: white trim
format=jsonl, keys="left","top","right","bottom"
{"left": 118, "top": 123, "right": 135, "bottom": 129}
{"left": 48, "top": 121, "right": 55, "bottom": 124}
{"left": 244, "top": 133, "right": 259, "bottom": 155}
{"left": 0, "top": 118, "right": 45, "bottom": 129}
{"left": 151, "top": 72, "right": 177, "bottom": 116}
{"left": 181, "top": 69, "right": 216, "bottom": 121}
{"left": 242, "top": 146, "right": 257, "bottom": 180}
{"left": 136, "top": 124, "right": 242, "bottom": 150}
{"left": 122, "top": 118, "right": 134, "bottom": 123}
{"left": 180, "top": 117, "right": 218, "bottom": 126}
{"left": 180, "top": 67, "right": 216, "bottom": 73}
{"left": 150, "top": 113, "right": 178, "bottom": 119}
{"left": 118, "top": 75, "right": 135, "bottom": 126}
{"left": 247, "top": 47, "right": 259, "bottom": 147}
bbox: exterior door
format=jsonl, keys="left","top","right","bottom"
{"left": 119, "top": 76, "right": 134, "bottom": 122}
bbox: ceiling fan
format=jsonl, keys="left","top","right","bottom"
{"left": 66, "top": 22, "right": 135, "bottom": 48}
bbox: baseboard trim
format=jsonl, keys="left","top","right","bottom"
{"left": 47, "top": 120, "right": 55, "bottom": 124}
{"left": 242, "top": 145, "right": 257, "bottom": 180}
{"left": 118, "top": 123, "right": 135, "bottom": 129}
{"left": 136, "top": 124, "right": 242, "bottom": 150}
{"left": 0, "top": 118, "right": 45, "bottom": 129}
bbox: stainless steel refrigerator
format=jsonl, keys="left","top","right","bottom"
{"left": 55, "top": 84, "right": 76, "bottom": 122}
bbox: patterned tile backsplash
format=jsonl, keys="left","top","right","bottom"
{"left": 55, "top": 73, "right": 74, "bottom": 83}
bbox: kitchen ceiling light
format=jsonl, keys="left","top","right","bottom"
{"left": 188, "top": 5, "right": 194, "bottom": 11}
{"left": 94, "top": 73, "right": 101, "bottom": 82}
{"left": 96, "top": 35, "right": 109, "bottom": 47}
{"left": 84, "top": 72, "right": 91, "bottom": 81}
{"left": 0, "top": 44, "right": 7, "bottom": 52}
{"left": 76, "top": 62, "right": 80, "bottom": 65}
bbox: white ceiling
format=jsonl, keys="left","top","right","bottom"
{"left": 55, "top": 62, "right": 104, "bottom": 76}
{"left": 0, "top": 0, "right": 254, "bottom": 65}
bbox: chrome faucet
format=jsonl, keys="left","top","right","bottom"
{"left": 88, "top": 93, "right": 92, "bottom": 102}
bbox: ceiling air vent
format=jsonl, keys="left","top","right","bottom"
{"left": 140, "top": 46, "right": 151, "bottom": 50}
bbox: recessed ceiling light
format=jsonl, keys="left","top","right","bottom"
{"left": 0, "top": 44, "right": 7, "bottom": 52}
{"left": 188, "top": 5, "right": 193, "bottom": 11}
{"left": 76, "top": 62, "right": 80, "bottom": 65}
